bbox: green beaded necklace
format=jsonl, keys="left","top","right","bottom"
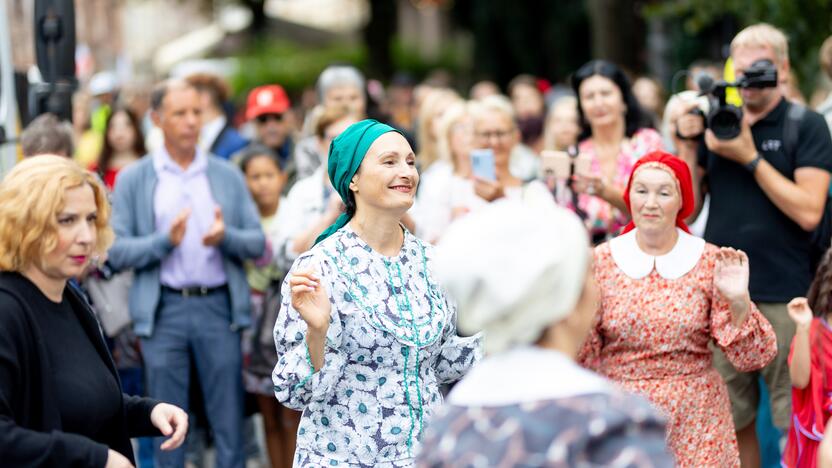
{"left": 323, "top": 233, "right": 444, "bottom": 456}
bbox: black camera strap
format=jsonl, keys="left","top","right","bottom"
{"left": 783, "top": 102, "right": 806, "bottom": 159}
{"left": 783, "top": 102, "right": 832, "bottom": 268}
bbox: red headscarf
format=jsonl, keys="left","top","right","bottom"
{"left": 621, "top": 150, "right": 694, "bottom": 235}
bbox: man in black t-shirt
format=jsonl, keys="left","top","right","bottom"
{"left": 672, "top": 24, "right": 832, "bottom": 466}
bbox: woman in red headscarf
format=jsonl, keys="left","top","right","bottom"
{"left": 578, "top": 151, "right": 778, "bottom": 467}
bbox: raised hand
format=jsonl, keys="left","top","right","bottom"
{"left": 571, "top": 173, "right": 607, "bottom": 197}
{"left": 169, "top": 208, "right": 191, "bottom": 247}
{"left": 202, "top": 206, "right": 225, "bottom": 246}
{"left": 714, "top": 247, "right": 750, "bottom": 303}
{"left": 290, "top": 266, "right": 332, "bottom": 333}
{"left": 473, "top": 177, "right": 505, "bottom": 202}
{"left": 787, "top": 297, "right": 814, "bottom": 328}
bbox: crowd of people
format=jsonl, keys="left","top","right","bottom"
{"left": 3, "top": 21, "right": 832, "bottom": 468}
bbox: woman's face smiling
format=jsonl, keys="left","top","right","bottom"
{"left": 350, "top": 132, "right": 419, "bottom": 216}
{"left": 578, "top": 74, "right": 626, "bottom": 130}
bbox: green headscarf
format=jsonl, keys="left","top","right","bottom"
{"left": 314, "top": 119, "right": 403, "bottom": 245}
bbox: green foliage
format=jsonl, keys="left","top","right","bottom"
{"left": 644, "top": 0, "right": 832, "bottom": 95}
{"left": 228, "top": 39, "right": 367, "bottom": 98}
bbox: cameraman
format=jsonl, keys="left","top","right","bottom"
{"left": 671, "top": 23, "right": 832, "bottom": 466}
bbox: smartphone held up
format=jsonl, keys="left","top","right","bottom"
{"left": 470, "top": 148, "right": 497, "bottom": 181}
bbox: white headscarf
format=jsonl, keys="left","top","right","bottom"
{"left": 434, "top": 200, "right": 590, "bottom": 354}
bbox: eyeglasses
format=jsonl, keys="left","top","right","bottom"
{"left": 475, "top": 129, "right": 513, "bottom": 141}
{"left": 256, "top": 113, "right": 284, "bottom": 123}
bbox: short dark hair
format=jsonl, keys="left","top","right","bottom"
{"left": 508, "top": 74, "right": 539, "bottom": 97}
{"left": 150, "top": 79, "right": 195, "bottom": 112}
{"left": 237, "top": 144, "right": 284, "bottom": 174}
{"left": 571, "top": 60, "right": 653, "bottom": 140}
{"left": 185, "top": 73, "right": 230, "bottom": 110}
{"left": 20, "top": 113, "right": 74, "bottom": 157}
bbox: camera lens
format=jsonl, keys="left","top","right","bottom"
{"left": 708, "top": 107, "right": 743, "bottom": 140}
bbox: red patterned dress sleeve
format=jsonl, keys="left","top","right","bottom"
{"left": 707, "top": 252, "right": 777, "bottom": 372}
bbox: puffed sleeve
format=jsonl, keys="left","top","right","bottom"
{"left": 272, "top": 252, "right": 348, "bottom": 410}
{"left": 577, "top": 251, "right": 606, "bottom": 372}
{"left": 433, "top": 295, "right": 482, "bottom": 384}
{"left": 709, "top": 259, "right": 777, "bottom": 373}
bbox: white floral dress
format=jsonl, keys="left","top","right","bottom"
{"left": 272, "top": 225, "right": 482, "bottom": 467}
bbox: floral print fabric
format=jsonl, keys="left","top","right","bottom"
{"left": 272, "top": 225, "right": 481, "bottom": 467}
{"left": 569, "top": 128, "right": 664, "bottom": 238}
{"left": 418, "top": 394, "right": 672, "bottom": 467}
{"left": 417, "top": 346, "right": 674, "bottom": 467}
{"left": 579, "top": 242, "right": 777, "bottom": 467}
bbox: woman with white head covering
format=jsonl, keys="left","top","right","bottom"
{"left": 416, "top": 200, "right": 674, "bottom": 467}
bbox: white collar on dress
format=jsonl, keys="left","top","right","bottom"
{"left": 447, "top": 346, "right": 611, "bottom": 406}
{"left": 609, "top": 228, "right": 705, "bottom": 280}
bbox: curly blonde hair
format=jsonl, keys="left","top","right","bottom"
{"left": 0, "top": 155, "right": 113, "bottom": 271}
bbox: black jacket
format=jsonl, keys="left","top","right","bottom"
{"left": 0, "top": 272, "right": 161, "bottom": 467}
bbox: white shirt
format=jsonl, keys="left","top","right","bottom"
{"left": 199, "top": 115, "right": 227, "bottom": 153}
{"left": 273, "top": 167, "right": 332, "bottom": 271}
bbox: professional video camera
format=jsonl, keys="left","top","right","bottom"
{"left": 694, "top": 59, "right": 779, "bottom": 140}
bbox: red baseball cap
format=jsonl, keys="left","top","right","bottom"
{"left": 246, "top": 85, "right": 290, "bottom": 120}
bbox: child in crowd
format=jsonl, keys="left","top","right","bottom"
{"left": 238, "top": 145, "right": 300, "bottom": 468}
{"left": 784, "top": 248, "right": 832, "bottom": 467}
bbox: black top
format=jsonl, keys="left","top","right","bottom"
{"left": 33, "top": 292, "right": 123, "bottom": 440}
{"left": 699, "top": 98, "right": 832, "bottom": 302}
{"left": 0, "top": 272, "right": 161, "bottom": 467}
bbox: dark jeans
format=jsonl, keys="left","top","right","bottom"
{"left": 141, "top": 288, "right": 244, "bottom": 468}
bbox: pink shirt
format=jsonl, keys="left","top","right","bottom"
{"left": 568, "top": 128, "right": 664, "bottom": 239}
{"left": 153, "top": 149, "right": 227, "bottom": 288}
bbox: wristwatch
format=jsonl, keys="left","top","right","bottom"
{"left": 744, "top": 153, "right": 763, "bottom": 173}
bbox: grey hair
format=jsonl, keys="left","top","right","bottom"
{"left": 20, "top": 113, "right": 75, "bottom": 157}
{"left": 150, "top": 79, "right": 195, "bottom": 112}
{"left": 316, "top": 65, "right": 365, "bottom": 100}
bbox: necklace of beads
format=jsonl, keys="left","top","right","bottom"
{"left": 323, "top": 233, "right": 444, "bottom": 456}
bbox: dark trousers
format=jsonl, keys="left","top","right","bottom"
{"left": 141, "top": 288, "right": 244, "bottom": 468}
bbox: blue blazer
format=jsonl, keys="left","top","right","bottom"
{"left": 108, "top": 154, "right": 265, "bottom": 337}
{"left": 211, "top": 125, "right": 249, "bottom": 160}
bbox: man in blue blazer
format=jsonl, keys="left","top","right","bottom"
{"left": 108, "top": 79, "right": 265, "bottom": 468}
{"left": 187, "top": 73, "right": 249, "bottom": 160}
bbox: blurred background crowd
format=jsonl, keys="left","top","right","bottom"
{"left": 3, "top": 1, "right": 832, "bottom": 468}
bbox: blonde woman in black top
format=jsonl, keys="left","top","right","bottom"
{"left": 0, "top": 156, "right": 188, "bottom": 468}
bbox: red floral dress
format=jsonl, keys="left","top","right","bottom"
{"left": 579, "top": 234, "right": 777, "bottom": 467}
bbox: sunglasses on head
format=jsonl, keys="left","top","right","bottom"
{"left": 256, "top": 113, "right": 284, "bottom": 123}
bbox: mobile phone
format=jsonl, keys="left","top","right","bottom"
{"left": 470, "top": 148, "right": 496, "bottom": 181}
{"left": 540, "top": 151, "right": 571, "bottom": 180}
{"left": 573, "top": 152, "right": 593, "bottom": 177}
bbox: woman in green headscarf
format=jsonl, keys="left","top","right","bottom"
{"left": 272, "top": 119, "right": 482, "bottom": 467}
